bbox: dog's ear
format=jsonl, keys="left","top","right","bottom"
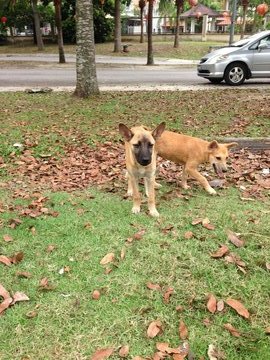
{"left": 152, "top": 122, "right": 166, "bottom": 139}
{"left": 119, "top": 123, "right": 134, "bottom": 141}
{"left": 208, "top": 140, "right": 219, "bottom": 151}
{"left": 225, "top": 142, "right": 238, "bottom": 149}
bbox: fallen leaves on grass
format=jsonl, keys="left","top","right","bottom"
{"left": 91, "top": 347, "right": 114, "bottom": 360}
{"left": 191, "top": 218, "right": 215, "bottom": 230}
{"left": 223, "top": 323, "right": 241, "bottom": 337}
{"left": 100, "top": 253, "right": 115, "bottom": 265}
{"left": 92, "top": 290, "right": 101, "bottom": 300}
{"left": 147, "top": 320, "right": 163, "bottom": 338}
{"left": 0, "top": 283, "right": 29, "bottom": 315}
{"left": 0, "top": 252, "right": 24, "bottom": 266}
{"left": 207, "top": 294, "right": 217, "bottom": 314}
{"left": 146, "top": 282, "right": 161, "bottom": 291}
{"left": 210, "top": 245, "right": 229, "bottom": 258}
{"left": 225, "top": 298, "right": 250, "bottom": 319}
{"left": 118, "top": 345, "right": 129, "bottom": 357}
{"left": 3, "top": 234, "right": 13, "bottom": 242}
{"left": 179, "top": 320, "right": 188, "bottom": 340}
{"left": 163, "top": 286, "right": 174, "bottom": 304}
{"left": 207, "top": 344, "right": 225, "bottom": 360}
{"left": 39, "top": 277, "right": 55, "bottom": 291}
{"left": 184, "top": 231, "right": 194, "bottom": 239}
{"left": 227, "top": 230, "right": 245, "bottom": 248}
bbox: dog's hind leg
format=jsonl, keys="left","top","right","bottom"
{"left": 181, "top": 165, "right": 191, "bottom": 190}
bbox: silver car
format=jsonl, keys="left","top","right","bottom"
{"left": 197, "top": 30, "right": 270, "bottom": 86}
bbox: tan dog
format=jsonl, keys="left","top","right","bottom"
{"left": 119, "top": 122, "right": 166, "bottom": 217}
{"left": 156, "top": 131, "right": 238, "bottom": 195}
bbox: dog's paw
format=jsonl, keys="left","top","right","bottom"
{"left": 182, "top": 184, "right": 190, "bottom": 190}
{"left": 149, "top": 208, "right": 159, "bottom": 217}
{"left": 207, "top": 187, "right": 217, "bottom": 195}
{"left": 132, "top": 206, "right": 140, "bottom": 214}
{"left": 154, "top": 182, "right": 162, "bottom": 189}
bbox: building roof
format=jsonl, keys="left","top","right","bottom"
{"left": 181, "top": 4, "right": 220, "bottom": 18}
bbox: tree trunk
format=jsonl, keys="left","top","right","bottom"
{"left": 74, "top": 0, "right": 99, "bottom": 98}
{"left": 147, "top": 0, "right": 154, "bottom": 65}
{"left": 31, "top": 0, "right": 44, "bottom": 51}
{"left": 54, "top": 0, "right": 66, "bottom": 63}
{"left": 240, "top": 5, "right": 248, "bottom": 39}
{"left": 114, "top": 0, "right": 121, "bottom": 52}
{"left": 140, "top": 9, "right": 144, "bottom": 43}
{"left": 174, "top": 0, "right": 183, "bottom": 48}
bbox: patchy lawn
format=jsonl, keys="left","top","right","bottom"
{"left": 0, "top": 90, "right": 269, "bottom": 360}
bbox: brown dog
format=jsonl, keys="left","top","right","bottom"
{"left": 156, "top": 131, "right": 238, "bottom": 195}
{"left": 119, "top": 122, "right": 166, "bottom": 217}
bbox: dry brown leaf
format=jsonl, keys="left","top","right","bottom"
{"left": 26, "top": 310, "right": 38, "bottom": 318}
{"left": 146, "top": 282, "right": 161, "bottom": 291}
{"left": 179, "top": 320, "right": 188, "bottom": 340}
{"left": 226, "top": 298, "right": 250, "bottom": 319}
{"left": 11, "top": 251, "right": 24, "bottom": 264}
{"left": 147, "top": 320, "right": 162, "bottom": 338}
{"left": 16, "top": 271, "right": 32, "bottom": 279}
{"left": 191, "top": 218, "right": 203, "bottom": 226}
{"left": 39, "top": 277, "right": 55, "bottom": 291}
{"left": 100, "top": 253, "right": 115, "bottom": 265}
{"left": 207, "top": 344, "right": 225, "bottom": 360}
{"left": 156, "top": 342, "right": 170, "bottom": 353}
{"left": 3, "top": 234, "right": 13, "bottom": 242}
{"left": 163, "top": 287, "right": 174, "bottom": 303}
{"left": 0, "top": 297, "right": 12, "bottom": 314}
{"left": 216, "top": 300, "right": 224, "bottom": 312}
{"left": 92, "top": 290, "right": 101, "bottom": 300}
{"left": 11, "top": 291, "right": 29, "bottom": 305}
{"left": 265, "top": 326, "right": 270, "bottom": 334}
{"left": 223, "top": 323, "right": 241, "bottom": 337}
{"left": 0, "top": 284, "right": 10, "bottom": 300}
{"left": 120, "top": 247, "right": 126, "bottom": 260}
{"left": 91, "top": 347, "right": 114, "bottom": 360}
{"left": 119, "top": 345, "right": 129, "bottom": 358}
{"left": 227, "top": 230, "right": 245, "bottom": 248}
{"left": 0, "top": 255, "right": 12, "bottom": 267}
{"left": 184, "top": 231, "right": 194, "bottom": 239}
{"left": 207, "top": 294, "right": 217, "bottom": 314}
{"left": 210, "top": 245, "right": 229, "bottom": 258}
{"left": 47, "top": 244, "right": 56, "bottom": 253}
{"left": 153, "top": 352, "right": 166, "bottom": 360}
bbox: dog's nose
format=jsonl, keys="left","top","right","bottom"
{"left": 141, "top": 159, "right": 150, "bottom": 166}
{"left": 222, "top": 168, "right": 227, "bottom": 173}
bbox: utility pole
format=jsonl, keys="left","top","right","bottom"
{"left": 229, "top": 0, "right": 238, "bottom": 45}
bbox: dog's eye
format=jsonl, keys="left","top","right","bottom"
{"left": 148, "top": 143, "right": 154, "bottom": 148}
{"left": 134, "top": 143, "right": 140, "bottom": 148}
{"left": 216, "top": 156, "right": 221, "bottom": 160}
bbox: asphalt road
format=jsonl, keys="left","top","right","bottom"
{"left": 0, "top": 54, "right": 270, "bottom": 90}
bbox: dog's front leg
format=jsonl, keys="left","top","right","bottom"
{"left": 129, "top": 175, "right": 141, "bottom": 214}
{"left": 145, "top": 176, "right": 159, "bottom": 217}
{"left": 186, "top": 166, "right": 217, "bottom": 195}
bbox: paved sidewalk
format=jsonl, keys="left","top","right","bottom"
{"left": 0, "top": 53, "right": 198, "bottom": 66}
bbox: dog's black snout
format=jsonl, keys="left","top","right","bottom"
{"left": 222, "top": 168, "right": 227, "bottom": 173}
{"left": 141, "top": 158, "right": 151, "bottom": 166}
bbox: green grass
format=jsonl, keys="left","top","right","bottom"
{"left": 0, "top": 91, "right": 269, "bottom": 359}
{"left": 0, "top": 39, "right": 226, "bottom": 60}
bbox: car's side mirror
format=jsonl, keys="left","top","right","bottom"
{"left": 258, "top": 43, "right": 268, "bottom": 51}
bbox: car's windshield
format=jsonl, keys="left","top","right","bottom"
{"left": 231, "top": 31, "right": 269, "bottom": 47}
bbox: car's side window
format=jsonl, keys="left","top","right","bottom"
{"left": 259, "top": 35, "right": 270, "bottom": 48}
{"left": 249, "top": 41, "right": 259, "bottom": 50}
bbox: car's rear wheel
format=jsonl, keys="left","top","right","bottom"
{"left": 208, "top": 78, "right": 223, "bottom": 84}
{"left": 224, "top": 62, "right": 247, "bottom": 86}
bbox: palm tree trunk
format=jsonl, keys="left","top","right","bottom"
{"left": 174, "top": 0, "right": 183, "bottom": 48}
{"left": 54, "top": 0, "right": 65, "bottom": 63}
{"left": 147, "top": 0, "right": 154, "bottom": 65}
{"left": 114, "top": 0, "right": 121, "bottom": 52}
{"left": 31, "top": 0, "right": 44, "bottom": 51}
{"left": 74, "top": 0, "right": 99, "bottom": 98}
{"left": 240, "top": 5, "right": 248, "bottom": 39}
